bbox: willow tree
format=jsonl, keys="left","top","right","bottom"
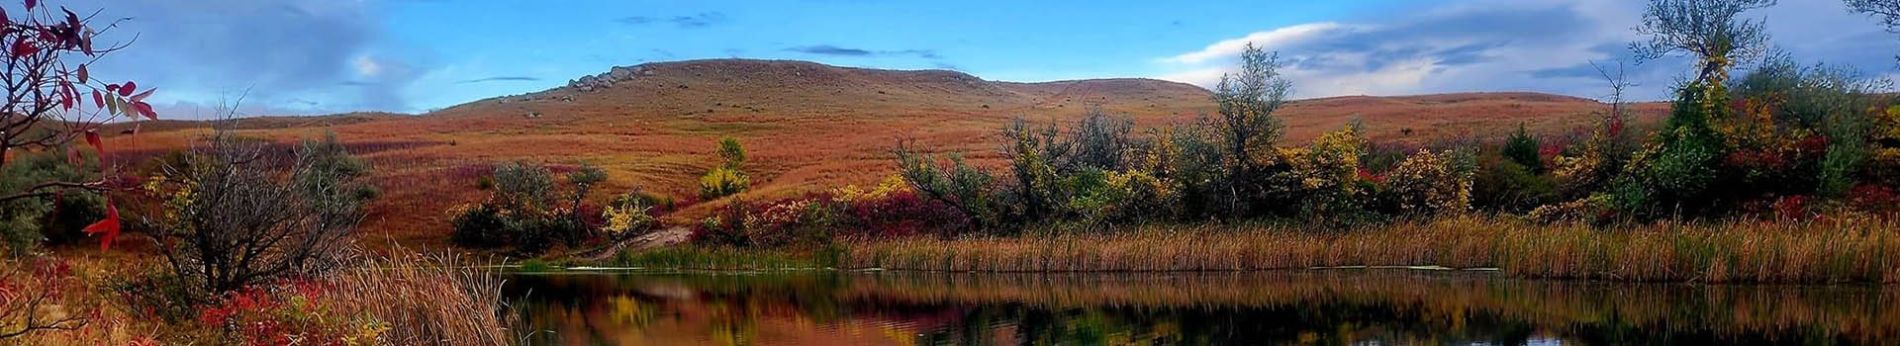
{"left": 1212, "top": 43, "right": 1292, "bottom": 216}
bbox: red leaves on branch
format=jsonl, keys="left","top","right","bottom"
{"left": 11, "top": 37, "right": 36, "bottom": 57}
{"left": 24, "top": 0, "right": 35, "bottom": 11}
{"left": 83, "top": 201, "right": 120, "bottom": 251}
{"left": 76, "top": 63, "right": 87, "bottom": 83}
{"left": 119, "top": 81, "right": 136, "bottom": 97}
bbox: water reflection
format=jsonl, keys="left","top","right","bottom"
{"left": 503, "top": 271, "right": 1897, "bottom": 345}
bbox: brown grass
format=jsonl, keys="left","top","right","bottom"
{"left": 846, "top": 215, "right": 1900, "bottom": 283}
{"left": 324, "top": 252, "right": 519, "bottom": 345}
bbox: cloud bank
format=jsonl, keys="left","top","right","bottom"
{"left": 1153, "top": 0, "right": 1898, "bottom": 101}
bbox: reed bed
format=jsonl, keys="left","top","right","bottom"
{"left": 845, "top": 215, "right": 1900, "bottom": 283}
{"left": 324, "top": 252, "right": 519, "bottom": 345}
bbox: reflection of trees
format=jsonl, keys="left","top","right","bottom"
{"left": 847, "top": 272, "right": 1900, "bottom": 344}
{"left": 503, "top": 272, "right": 1900, "bottom": 345}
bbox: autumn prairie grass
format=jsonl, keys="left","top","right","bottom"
{"left": 324, "top": 252, "right": 519, "bottom": 345}
{"left": 847, "top": 215, "right": 1900, "bottom": 283}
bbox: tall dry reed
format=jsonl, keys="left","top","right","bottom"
{"left": 324, "top": 252, "right": 519, "bottom": 345}
{"left": 846, "top": 215, "right": 1900, "bottom": 283}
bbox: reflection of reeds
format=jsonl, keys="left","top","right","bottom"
{"left": 847, "top": 216, "right": 1900, "bottom": 283}
{"left": 842, "top": 272, "right": 1900, "bottom": 344}
{"left": 326, "top": 252, "right": 519, "bottom": 345}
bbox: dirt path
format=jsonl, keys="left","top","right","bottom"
{"left": 572, "top": 227, "right": 691, "bottom": 262}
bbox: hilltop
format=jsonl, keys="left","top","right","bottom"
{"left": 100, "top": 59, "right": 1666, "bottom": 245}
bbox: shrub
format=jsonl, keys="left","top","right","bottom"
{"left": 142, "top": 129, "right": 375, "bottom": 294}
{"left": 1501, "top": 123, "right": 1544, "bottom": 173}
{"left": 699, "top": 137, "right": 750, "bottom": 199}
{"left": 1383, "top": 150, "right": 1477, "bottom": 216}
{"left": 0, "top": 149, "right": 102, "bottom": 256}
{"left": 449, "top": 204, "right": 512, "bottom": 247}
{"left": 833, "top": 175, "right": 968, "bottom": 237}
{"left": 1267, "top": 123, "right": 1368, "bottom": 218}
{"left": 691, "top": 202, "right": 753, "bottom": 247}
{"left": 698, "top": 166, "right": 750, "bottom": 200}
{"left": 599, "top": 190, "right": 660, "bottom": 238}
{"left": 1472, "top": 156, "right": 1557, "bottom": 213}
{"left": 451, "top": 161, "right": 605, "bottom": 253}
{"left": 895, "top": 146, "right": 1002, "bottom": 232}
{"left": 1153, "top": 122, "right": 1228, "bottom": 219}
{"left": 1612, "top": 83, "right": 1727, "bottom": 218}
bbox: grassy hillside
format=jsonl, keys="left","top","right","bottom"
{"left": 98, "top": 59, "right": 1666, "bottom": 247}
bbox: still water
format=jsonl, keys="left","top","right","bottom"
{"left": 503, "top": 270, "right": 1897, "bottom": 345}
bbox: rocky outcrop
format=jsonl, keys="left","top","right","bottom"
{"left": 567, "top": 65, "right": 654, "bottom": 92}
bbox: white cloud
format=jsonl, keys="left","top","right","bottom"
{"left": 1159, "top": 22, "right": 1352, "bottom": 64}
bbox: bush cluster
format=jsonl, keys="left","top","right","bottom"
{"left": 690, "top": 175, "right": 968, "bottom": 248}
{"left": 451, "top": 162, "right": 604, "bottom": 253}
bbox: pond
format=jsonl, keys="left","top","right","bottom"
{"left": 503, "top": 270, "right": 1898, "bottom": 345}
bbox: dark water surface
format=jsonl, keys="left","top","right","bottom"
{"left": 503, "top": 270, "right": 1897, "bottom": 345}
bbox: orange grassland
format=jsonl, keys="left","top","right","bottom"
{"left": 96, "top": 59, "right": 1668, "bottom": 247}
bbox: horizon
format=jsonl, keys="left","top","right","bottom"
{"left": 59, "top": 0, "right": 1900, "bottom": 118}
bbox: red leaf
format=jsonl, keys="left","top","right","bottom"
{"left": 11, "top": 38, "right": 36, "bottom": 57}
{"left": 25, "top": 0, "right": 35, "bottom": 11}
{"left": 119, "top": 81, "right": 135, "bottom": 97}
{"left": 1, "top": 8, "right": 9, "bottom": 27}
{"left": 83, "top": 201, "right": 121, "bottom": 251}
{"left": 84, "top": 129, "right": 102, "bottom": 156}
{"left": 91, "top": 90, "right": 102, "bottom": 107}
{"left": 131, "top": 88, "right": 154, "bottom": 102}
{"left": 77, "top": 64, "right": 87, "bottom": 83}
{"left": 134, "top": 101, "right": 156, "bottom": 120}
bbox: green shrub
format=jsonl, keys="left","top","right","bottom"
{"left": 0, "top": 149, "right": 102, "bottom": 256}
{"left": 1472, "top": 156, "right": 1557, "bottom": 213}
{"left": 895, "top": 147, "right": 1002, "bottom": 232}
{"left": 450, "top": 204, "right": 512, "bottom": 247}
{"left": 452, "top": 161, "right": 603, "bottom": 252}
{"left": 1501, "top": 124, "right": 1543, "bottom": 173}
{"left": 1612, "top": 82, "right": 1728, "bottom": 218}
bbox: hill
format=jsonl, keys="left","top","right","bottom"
{"left": 98, "top": 59, "right": 1667, "bottom": 246}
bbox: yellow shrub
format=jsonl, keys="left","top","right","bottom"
{"left": 1385, "top": 150, "right": 1474, "bottom": 215}
{"left": 698, "top": 166, "right": 750, "bottom": 199}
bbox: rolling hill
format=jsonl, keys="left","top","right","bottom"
{"left": 99, "top": 59, "right": 1667, "bottom": 246}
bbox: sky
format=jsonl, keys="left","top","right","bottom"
{"left": 52, "top": 0, "right": 1900, "bottom": 118}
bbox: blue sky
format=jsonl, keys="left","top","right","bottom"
{"left": 62, "top": 0, "right": 1900, "bottom": 117}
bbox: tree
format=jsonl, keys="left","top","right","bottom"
{"left": 1632, "top": 0, "right": 1776, "bottom": 88}
{"left": 716, "top": 136, "right": 746, "bottom": 168}
{"left": 143, "top": 122, "right": 374, "bottom": 294}
{"left": 1501, "top": 123, "right": 1543, "bottom": 173}
{"left": 1848, "top": 0, "right": 1900, "bottom": 61}
{"left": 0, "top": 0, "right": 157, "bottom": 252}
{"left": 1212, "top": 43, "right": 1293, "bottom": 215}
